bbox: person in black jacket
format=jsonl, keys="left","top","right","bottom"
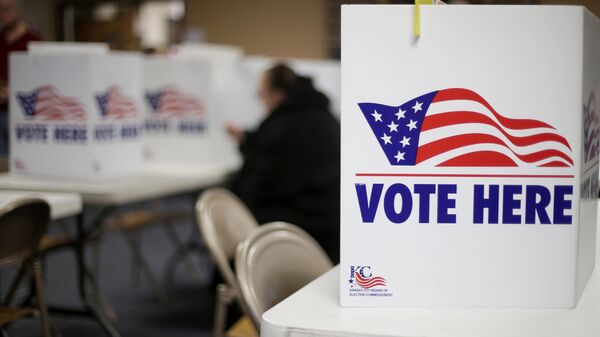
{"left": 227, "top": 64, "right": 340, "bottom": 262}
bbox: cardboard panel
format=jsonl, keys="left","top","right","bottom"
{"left": 341, "top": 5, "right": 598, "bottom": 308}
{"left": 10, "top": 52, "right": 143, "bottom": 178}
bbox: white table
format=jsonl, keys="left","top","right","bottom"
{"left": 0, "top": 165, "right": 233, "bottom": 337}
{"left": 263, "top": 266, "right": 600, "bottom": 337}
{"left": 0, "top": 165, "right": 229, "bottom": 205}
{"left": 0, "top": 190, "right": 82, "bottom": 220}
{"left": 262, "top": 206, "right": 600, "bottom": 337}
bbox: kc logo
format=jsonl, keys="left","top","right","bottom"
{"left": 348, "top": 266, "right": 386, "bottom": 289}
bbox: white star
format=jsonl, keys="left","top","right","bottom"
{"left": 412, "top": 101, "right": 423, "bottom": 112}
{"left": 387, "top": 121, "right": 399, "bottom": 133}
{"left": 395, "top": 108, "right": 406, "bottom": 120}
{"left": 380, "top": 133, "right": 392, "bottom": 145}
{"left": 407, "top": 119, "right": 418, "bottom": 131}
{"left": 394, "top": 151, "right": 405, "bottom": 162}
{"left": 371, "top": 110, "right": 383, "bottom": 122}
{"left": 400, "top": 136, "right": 411, "bottom": 148}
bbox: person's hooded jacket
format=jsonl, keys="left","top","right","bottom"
{"left": 230, "top": 76, "right": 340, "bottom": 260}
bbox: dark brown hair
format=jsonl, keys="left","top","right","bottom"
{"left": 265, "top": 63, "right": 299, "bottom": 94}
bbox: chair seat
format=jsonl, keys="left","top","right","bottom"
{"left": 0, "top": 306, "right": 34, "bottom": 326}
{"left": 226, "top": 315, "right": 258, "bottom": 337}
{"left": 39, "top": 233, "right": 76, "bottom": 252}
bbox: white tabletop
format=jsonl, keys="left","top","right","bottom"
{"left": 0, "top": 163, "right": 232, "bottom": 206}
{"left": 0, "top": 190, "right": 82, "bottom": 220}
{"left": 262, "top": 266, "right": 600, "bottom": 337}
{"left": 262, "top": 207, "right": 600, "bottom": 337}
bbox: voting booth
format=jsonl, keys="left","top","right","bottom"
{"left": 341, "top": 5, "right": 599, "bottom": 308}
{"left": 10, "top": 51, "right": 144, "bottom": 179}
{"left": 28, "top": 42, "right": 109, "bottom": 55}
{"left": 143, "top": 56, "right": 219, "bottom": 165}
{"left": 169, "top": 43, "right": 245, "bottom": 168}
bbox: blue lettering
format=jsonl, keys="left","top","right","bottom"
{"left": 355, "top": 183, "right": 383, "bottom": 223}
{"left": 525, "top": 185, "right": 551, "bottom": 224}
{"left": 15, "top": 124, "right": 47, "bottom": 142}
{"left": 502, "top": 185, "right": 522, "bottom": 224}
{"left": 54, "top": 126, "right": 86, "bottom": 143}
{"left": 473, "top": 184, "right": 499, "bottom": 224}
{"left": 438, "top": 184, "right": 456, "bottom": 224}
{"left": 178, "top": 121, "right": 205, "bottom": 134}
{"left": 414, "top": 184, "right": 435, "bottom": 223}
{"left": 145, "top": 120, "right": 170, "bottom": 133}
{"left": 383, "top": 183, "right": 412, "bottom": 224}
{"left": 121, "top": 125, "right": 140, "bottom": 139}
{"left": 94, "top": 126, "right": 114, "bottom": 141}
{"left": 553, "top": 185, "right": 573, "bottom": 225}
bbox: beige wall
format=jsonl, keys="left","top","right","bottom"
{"left": 540, "top": 0, "right": 600, "bottom": 17}
{"left": 185, "top": 0, "right": 328, "bottom": 59}
{"left": 23, "top": 0, "right": 56, "bottom": 40}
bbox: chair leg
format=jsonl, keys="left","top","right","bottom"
{"left": 3, "top": 263, "right": 29, "bottom": 305}
{"left": 31, "top": 258, "right": 52, "bottom": 337}
{"left": 214, "top": 284, "right": 236, "bottom": 337}
{"left": 81, "top": 265, "right": 118, "bottom": 324}
{"left": 213, "top": 290, "right": 227, "bottom": 337}
{"left": 91, "top": 237, "right": 102, "bottom": 281}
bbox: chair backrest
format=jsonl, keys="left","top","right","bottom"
{"left": 235, "top": 222, "right": 333, "bottom": 328}
{"left": 0, "top": 198, "right": 50, "bottom": 268}
{"left": 196, "top": 188, "right": 259, "bottom": 289}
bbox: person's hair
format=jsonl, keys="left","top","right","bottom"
{"left": 265, "top": 63, "right": 298, "bottom": 95}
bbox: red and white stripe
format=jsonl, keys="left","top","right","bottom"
{"left": 104, "top": 86, "right": 138, "bottom": 119}
{"left": 354, "top": 272, "right": 386, "bottom": 289}
{"left": 416, "top": 88, "right": 573, "bottom": 168}
{"left": 159, "top": 88, "right": 204, "bottom": 118}
{"left": 34, "top": 85, "right": 86, "bottom": 121}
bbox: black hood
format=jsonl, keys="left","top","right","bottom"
{"left": 271, "top": 76, "right": 330, "bottom": 114}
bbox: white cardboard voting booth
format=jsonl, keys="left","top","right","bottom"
{"left": 27, "top": 42, "right": 109, "bottom": 55}
{"left": 10, "top": 51, "right": 144, "bottom": 179}
{"left": 143, "top": 56, "right": 218, "bottom": 165}
{"left": 341, "top": 5, "right": 599, "bottom": 308}
{"left": 169, "top": 43, "right": 244, "bottom": 168}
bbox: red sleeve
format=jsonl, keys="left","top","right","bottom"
{"left": 23, "top": 29, "right": 43, "bottom": 44}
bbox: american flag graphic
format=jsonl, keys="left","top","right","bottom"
{"left": 145, "top": 87, "right": 205, "bottom": 118}
{"left": 16, "top": 85, "right": 86, "bottom": 121}
{"left": 358, "top": 88, "right": 573, "bottom": 168}
{"left": 96, "top": 86, "right": 138, "bottom": 119}
{"left": 354, "top": 272, "right": 386, "bottom": 289}
{"left": 583, "top": 91, "right": 599, "bottom": 164}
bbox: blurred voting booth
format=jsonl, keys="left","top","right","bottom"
{"left": 143, "top": 56, "right": 218, "bottom": 166}
{"left": 169, "top": 43, "right": 246, "bottom": 168}
{"left": 10, "top": 43, "right": 143, "bottom": 178}
{"left": 167, "top": 43, "right": 341, "bottom": 168}
{"left": 341, "top": 5, "right": 599, "bottom": 308}
{"left": 27, "top": 42, "right": 109, "bottom": 54}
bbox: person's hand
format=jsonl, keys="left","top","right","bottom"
{"left": 226, "top": 123, "right": 245, "bottom": 144}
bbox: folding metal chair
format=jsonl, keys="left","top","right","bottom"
{"left": 235, "top": 222, "right": 332, "bottom": 330}
{"left": 0, "top": 198, "right": 55, "bottom": 337}
{"left": 196, "top": 188, "right": 259, "bottom": 337}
